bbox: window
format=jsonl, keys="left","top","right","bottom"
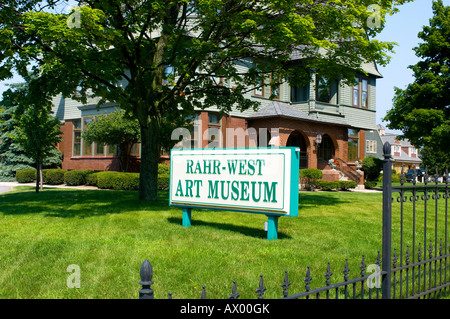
{"left": 316, "top": 75, "right": 331, "bottom": 103}
{"left": 72, "top": 119, "right": 82, "bottom": 156}
{"left": 291, "top": 85, "right": 309, "bottom": 102}
{"left": 353, "top": 77, "right": 369, "bottom": 108}
{"left": 352, "top": 81, "right": 360, "bottom": 106}
{"left": 361, "top": 79, "right": 368, "bottom": 108}
{"left": 107, "top": 144, "right": 117, "bottom": 156}
{"left": 348, "top": 129, "right": 359, "bottom": 162}
{"left": 316, "top": 75, "right": 339, "bottom": 104}
{"left": 207, "top": 113, "right": 221, "bottom": 148}
{"left": 95, "top": 143, "right": 105, "bottom": 156}
{"left": 366, "top": 140, "right": 377, "bottom": 153}
{"left": 254, "top": 78, "right": 264, "bottom": 97}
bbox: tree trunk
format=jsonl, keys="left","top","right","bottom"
{"left": 39, "top": 162, "right": 43, "bottom": 191}
{"left": 35, "top": 161, "right": 41, "bottom": 193}
{"left": 138, "top": 117, "right": 161, "bottom": 201}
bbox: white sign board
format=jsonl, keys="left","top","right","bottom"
{"left": 169, "top": 148, "right": 299, "bottom": 217}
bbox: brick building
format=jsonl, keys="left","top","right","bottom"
{"left": 51, "top": 61, "right": 382, "bottom": 185}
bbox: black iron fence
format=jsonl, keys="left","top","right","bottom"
{"left": 138, "top": 142, "right": 449, "bottom": 299}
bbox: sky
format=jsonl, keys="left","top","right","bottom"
{"left": 374, "top": 0, "right": 450, "bottom": 133}
{"left": 0, "top": 0, "right": 448, "bottom": 134}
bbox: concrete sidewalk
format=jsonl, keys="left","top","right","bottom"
{"left": 0, "top": 181, "right": 98, "bottom": 192}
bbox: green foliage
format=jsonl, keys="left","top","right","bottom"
{"left": 315, "top": 180, "right": 358, "bottom": 191}
{"left": 158, "top": 164, "right": 170, "bottom": 175}
{"left": 96, "top": 171, "right": 121, "bottom": 189}
{"left": 86, "top": 172, "right": 101, "bottom": 186}
{"left": 300, "top": 168, "right": 323, "bottom": 180}
{"left": 82, "top": 110, "right": 140, "bottom": 172}
{"left": 316, "top": 180, "right": 339, "bottom": 191}
{"left": 112, "top": 173, "right": 140, "bottom": 191}
{"left": 94, "top": 171, "right": 169, "bottom": 191}
{"left": 361, "top": 156, "right": 383, "bottom": 181}
{"left": 157, "top": 174, "right": 170, "bottom": 191}
{"left": 43, "top": 169, "right": 66, "bottom": 185}
{"left": 339, "top": 181, "right": 358, "bottom": 191}
{"left": 364, "top": 181, "right": 378, "bottom": 189}
{"left": 64, "top": 170, "right": 94, "bottom": 186}
{"left": 15, "top": 168, "right": 36, "bottom": 183}
{"left": 0, "top": 0, "right": 413, "bottom": 201}
{"left": 300, "top": 168, "right": 323, "bottom": 190}
{"left": 384, "top": 0, "right": 450, "bottom": 169}
{"left": 0, "top": 84, "right": 61, "bottom": 181}
{"left": 378, "top": 172, "right": 401, "bottom": 183}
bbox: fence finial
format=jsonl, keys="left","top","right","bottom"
{"left": 228, "top": 280, "right": 240, "bottom": 299}
{"left": 139, "top": 259, "right": 154, "bottom": 299}
{"left": 256, "top": 274, "right": 266, "bottom": 299}
{"left": 281, "top": 270, "right": 290, "bottom": 298}
{"left": 383, "top": 141, "right": 391, "bottom": 158}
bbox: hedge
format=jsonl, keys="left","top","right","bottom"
{"left": 64, "top": 170, "right": 93, "bottom": 186}
{"left": 90, "top": 171, "right": 170, "bottom": 191}
{"left": 315, "top": 180, "right": 339, "bottom": 191}
{"left": 16, "top": 169, "right": 36, "bottom": 183}
{"left": 364, "top": 181, "right": 378, "bottom": 189}
{"left": 16, "top": 166, "right": 171, "bottom": 191}
{"left": 300, "top": 168, "right": 323, "bottom": 190}
{"left": 43, "top": 169, "right": 66, "bottom": 185}
{"left": 315, "top": 180, "right": 358, "bottom": 191}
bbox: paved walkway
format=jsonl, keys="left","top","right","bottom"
{"left": 0, "top": 181, "right": 381, "bottom": 194}
{"left": 0, "top": 181, "right": 98, "bottom": 192}
{"left": 0, "top": 186, "right": 11, "bottom": 194}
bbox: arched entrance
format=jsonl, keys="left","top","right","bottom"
{"left": 286, "top": 130, "right": 308, "bottom": 169}
{"left": 317, "top": 134, "right": 335, "bottom": 163}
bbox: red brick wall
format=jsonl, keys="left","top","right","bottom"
{"left": 247, "top": 117, "right": 348, "bottom": 169}
{"left": 59, "top": 120, "right": 122, "bottom": 171}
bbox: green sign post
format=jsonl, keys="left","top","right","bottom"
{"left": 169, "top": 147, "right": 300, "bottom": 240}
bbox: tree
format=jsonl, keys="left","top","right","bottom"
{"left": 0, "top": 0, "right": 411, "bottom": 201}
{"left": 13, "top": 85, "right": 62, "bottom": 192}
{"left": 384, "top": 0, "right": 450, "bottom": 171}
{"left": 0, "top": 83, "right": 61, "bottom": 181}
{"left": 82, "top": 109, "right": 140, "bottom": 172}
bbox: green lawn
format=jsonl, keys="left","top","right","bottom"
{"left": 0, "top": 186, "right": 447, "bottom": 299}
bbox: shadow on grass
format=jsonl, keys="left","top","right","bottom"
{"left": 0, "top": 187, "right": 174, "bottom": 218}
{"left": 167, "top": 217, "right": 292, "bottom": 240}
{"left": 298, "top": 192, "right": 352, "bottom": 209}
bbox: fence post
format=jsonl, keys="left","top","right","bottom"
{"left": 382, "top": 142, "right": 392, "bottom": 299}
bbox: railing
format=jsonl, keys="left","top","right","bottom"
{"left": 138, "top": 256, "right": 385, "bottom": 299}
{"left": 382, "top": 142, "right": 450, "bottom": 299}
{"left": 335, "top": 158, "right": 361, "bottom": 183}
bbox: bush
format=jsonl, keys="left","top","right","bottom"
{"left": 158, "top": 164, "right": 170, "bottom": 175}
{"left": 378, "top": 172, "right": 401, "bottom": 183}
{"left": 64, "top": 170, "right": 93, "bottom": 186}
{"left": 158, "top": 174, "right": 170, "bottom": 191}
{"left": 112, "top": 173, "right": 140, "bottom": 191}
{"left": 16, "top": 168, "right": 36, "bottom": 183}
{"left": 316, "top": 180, "right": 339, "bottom": 191}
{"left": 43, "top": 169, "right": 66, "bottom": 185}
{"left": 364, "top": 181, "right": 378, "bottom": 189}
{"left": 361, "top": 156, "right": 383, "bottom": 182}
{"left": 300, "top": 168, "right": 323, "bottom": 190}
{"left": 338, "top": 181, "right": 357, "bottom": 191}
{"left": 86, "top": 172, "right": 100, "bottom": 186}
{"left": 96, "top": 171, "right": 121, "bottom": 189}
